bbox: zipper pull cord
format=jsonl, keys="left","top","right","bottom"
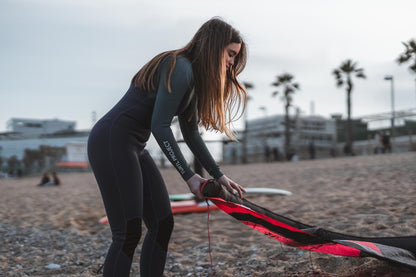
{"left": 206, "top": 199, "right": 214, "bottom": 277}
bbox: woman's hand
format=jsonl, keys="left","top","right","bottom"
{"left": 217, "top": 175, "right": 246, "bottom": 199}
{"left": 186, "top": 174, "right": 208, "bottom": 200}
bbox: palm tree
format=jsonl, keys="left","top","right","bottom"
{"left": 271, "top": 73, "right": 300, "bottom": 160}
{"left": 332, "top": 59, "right": 366, "bottom": 155}
{"left": 396, "top": 39, "right": 416, "bottom": 74}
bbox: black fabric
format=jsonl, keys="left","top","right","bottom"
{"left": 150, "top": 56, "right": 223, "bottom": 180}
{"left": 156, "top": 214, "right": 174, "bottom": 252}
{"left": 122, "top": 218, "right": 142, "bottom": 260}
{"left": 88, "top": 121, "right": 173, "bottom": 276}
{"left": 88, "top": 56, "right": 223, "bottom": 276}
{"left": 229, "top": 212, "right": 329, "bottom": 245}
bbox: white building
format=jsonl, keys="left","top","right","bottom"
{"left": 66, "top": 142, "right": 88, "bottom": 163}
{"left": 6, "top": 118, "right": 76, "bottom": 138}
{"left": 0, "top": 118, "right": 89, "bottom": 172}
{"left": 223, "top": 114, "right": 337, "bottom": 163}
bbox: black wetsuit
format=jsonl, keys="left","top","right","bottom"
{"left": 87, "top": 56, "right": 223, "bottom": 276}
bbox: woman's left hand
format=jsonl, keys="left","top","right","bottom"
{"left": 186, "top": 174, "right": 208, "bottom": 200}
{"left": 216, "top": 175, "right": 246, "bottom": 199}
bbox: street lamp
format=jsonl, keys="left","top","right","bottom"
{"left": 241, "top": 82, "right": 254, "bottom": 164}
{"left": 384, "top": 75, "right": 395, "bottom": 143}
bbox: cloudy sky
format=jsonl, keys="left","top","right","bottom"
{"left": 1, "top": 0, "right": 416, "bottom": 133}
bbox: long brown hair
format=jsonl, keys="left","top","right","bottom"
{"left": 133, "top": 17, "right": 247, "bottom": 140}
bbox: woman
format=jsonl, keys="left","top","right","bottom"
{"left": 88, "top": 17, "right": 247, "bottom": 276}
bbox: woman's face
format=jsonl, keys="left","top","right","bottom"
{"left": 224, "top": 43, "right": 241, "bottom": 70}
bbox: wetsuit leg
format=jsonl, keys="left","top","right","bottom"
{"left": 88, "top": 123, "right": 145, "bottom": 277}
{"left": 138, "top": 149, "right": 174, "bottom": 277}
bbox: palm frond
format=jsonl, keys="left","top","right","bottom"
{"left": 410, "top": 63, "right": 416, "bottom": 73}
{"left": 402, "top": 41, "right": 410, "bottom": 52}
{"left": 332, "top": 69, "right": 341, "bottom": 79}
{"left": 272, "top": 81, "right": 281, "bottom": 87}
{"left": 272, "top": 72, "right": 299, "bottom": 110}
{"left": 333, "top": 59, "right": 366, "bottom": 87}
{"left": 243, "top": 82, "right": 254, "bottom": 89}
{"left": 279, "top": 73, "right": 294, "bottom": 83}
{"left": 409, "top": 39, "right": 416, "bottom": 51}
{"left": 285, "top": 87, "right": 294, "bottom": 95}
{"left": 397, "top": 54, "right": 411, "bottom": 64}
{"left": 355, "top": 69, "right": 366, "bottom": 78}
{"left": 397, "top": 39, "right": 416, "bottom": 67}
{"left": 356, "top": 72, "right": 366, "bottom": 78}
{"left": 340, "top": 60, "right": 354, "bottom": 73}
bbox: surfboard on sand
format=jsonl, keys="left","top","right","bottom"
{"left": 98, "top": 199, "right": 219, "bottom": 223}
{"left": 98, "top": 187, "right": 292, "bottom": 223}
{"left": 171, "top": 200, "right": 218, "bottom": 214}
{"left": 169, "top": 187, "right": 292, "bottom": 201}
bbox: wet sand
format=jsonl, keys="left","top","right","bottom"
{"left": 1, "top": 152, "right": 416, "bottom": 276}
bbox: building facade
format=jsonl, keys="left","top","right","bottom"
{"left": 0, "top": 118, "right": 88, "bottom": 173}
{"left": 222, "top": 114, "right": 337, "bottom": 164}
{"left": 6, "top": 118, "right": 76, "bottom": 138}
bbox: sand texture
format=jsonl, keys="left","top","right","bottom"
{"left": 1, "top": 153, "right": 416, "bottom": 276}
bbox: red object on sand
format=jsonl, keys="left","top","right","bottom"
{"left": 98, "top": 216, "right": 109, "bottom": 224}
{"left": 98, "top": 200, "right": 218, "bottom": 224}
{"left": 57, "top": 161, "right": 89, "bottom": 168}
{"left": 171, "top": 200, "right": 218, "bottom": 214}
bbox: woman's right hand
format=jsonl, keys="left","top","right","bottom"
{"left": 186, "top": 174, "right": 207, "bottom": 200}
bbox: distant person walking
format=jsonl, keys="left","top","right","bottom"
{"left": 272, "top": 147, "right": 280, "bottom": 161}
{"left": 308, "top": 140, "right": 316, "bottom": 160}
{"left": 88, "top": 18, "right": 247, "bottom": 277}
{"left": 382, "top": 131, "right": 392, "bottom": 153}
{"left": 373, "top": 132, "right": 383, "bottom": 154}
{"left": 264, "top": 143, "right": 271, "bottom": 162}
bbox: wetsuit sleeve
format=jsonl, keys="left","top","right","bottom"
{"left": 151, "top": 57, "right": 195, "bottom": 181}
{"left": 179, "top": 108, "right": 224, "bottom": 179}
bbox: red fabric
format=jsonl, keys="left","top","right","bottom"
{"left": 211, "top": 198, "right": 310, "bottom": 233}
{"left": 211, "top": 197, "right": 362, "bottom": 257}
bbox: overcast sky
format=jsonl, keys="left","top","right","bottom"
{"left": 1, "top": 0, "right": 416, "bottom": 133}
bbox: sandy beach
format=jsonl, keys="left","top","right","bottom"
{"left": 1, "top": 152, "right": 416, "bottom": 276}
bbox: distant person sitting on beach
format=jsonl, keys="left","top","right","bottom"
{"left": 87, "top": 17, "right": 247, "bottom": 277}
{"left": 37, "top": 173, "right": 51, "bottom": 186}
{"left": 52, "top": 171, "right": 60, "bottom": 185}
{"left": 37, "top": 172, "right": 60, "bottom": 187}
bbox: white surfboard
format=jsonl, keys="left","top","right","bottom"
{"left": 169, "top": 187, "right": 292, "bottom": 201}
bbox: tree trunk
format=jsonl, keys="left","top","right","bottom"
{"left": 346, "top": 81, "right": 353, "bottom": 155}
{"left": 242, "top": 109, "right": 248, "bottom": 164}
{"left": 284, "top": 103, "right": 291, "bottom": 160}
